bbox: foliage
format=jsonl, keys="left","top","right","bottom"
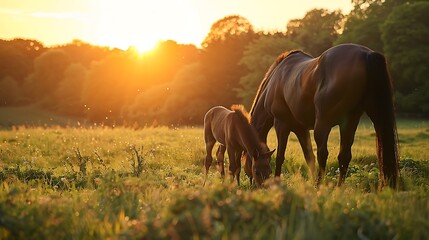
{"left": 382, "top": 1, "right": 429, "bottom": 113}
{"left": 238, "top": 35, "right": 301, "bottom": 108}
{"left": 0, "top": 39, "right": 45, "bottom": 85}
{"left": 0, "top": 122, "right": 429, "bottom": 239}
{"left": 201, "top": 15, "right": 255, "bottom": 49}
{"left": 0, "top": 77, "right": 22, "bottom": 106}
{"left": 1, "top": 3, "right": 429, "bottom": 125}
{"left": 22, "top": 49, "right": 71, "bottom": 105}
{"left": 81, "top": 50, "right": 142, "bottom": 122}
{"left": 336, "top": 0, "right": 385, "bottom": 51}
{"left": 55, "top": 63, "right": 88, "bottom": 116}
{"left": 286, "top": 9, "right": 343, "bottom": 56}
{"left": 55, "top": 39, "right": 111, "bottom": 67}
{"left": 125, "top": 62, "right": 211, "bottom": 125}
{"left": 200, "top": 15, "right": 257, "bottom": 108}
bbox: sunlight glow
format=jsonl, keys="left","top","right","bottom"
{"left": 94, "top": 0, "right": 203, "bottom": 52}
{"left": 0, "top": 0, "right": 353, "bottom": 50}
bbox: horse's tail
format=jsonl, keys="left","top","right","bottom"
{"left": 250, "top": 50, "right": 300, "bottom": 116}
{"left": 366, "top": 51, "right": 400, "bottom": 189}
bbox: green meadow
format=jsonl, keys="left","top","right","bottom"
{"left": 0, "top": 119, "right": 428, "bottom": 239}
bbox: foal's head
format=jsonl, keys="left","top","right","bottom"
{"left": 244, "top": 147, "right": 274, "bottom": 187}
{"left": 231, "top": 104, "right": 274, "bottom": 187}
{"left": 254, "top": 148, "right": 274, "bottom": 186}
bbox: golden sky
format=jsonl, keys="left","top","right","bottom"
{"left": 0, "top": 0, "right": 352, "bottom": 51}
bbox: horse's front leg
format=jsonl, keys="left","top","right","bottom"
{"left": 274, "top": 120, "right": 291, "bottom": 177}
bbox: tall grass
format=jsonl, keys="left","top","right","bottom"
{"left": 0, "top": 119, "right": 428, "bottom": 239}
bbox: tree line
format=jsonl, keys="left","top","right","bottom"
{"left": 1, "top": 0, "right": 428, "bottom": 126}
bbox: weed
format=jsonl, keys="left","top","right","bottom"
{"left": 0, "top": 122, "right": 428, "bottom": 239}
{"left": 127, "top": 145, "right": 145, "bottom": 177}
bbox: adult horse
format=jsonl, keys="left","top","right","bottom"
{"left": 250, "top": 43, "right": 399, "bottom": 188}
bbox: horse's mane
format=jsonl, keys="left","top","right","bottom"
{"left": 231, "top": 104, "right": 250, "bottom": 123}
{"left": 249, "top": 50, "right": 303, "bottom": 116}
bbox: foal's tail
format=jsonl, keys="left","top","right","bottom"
{"left": 366, "top": 52, "right": 400, "bottom": 189}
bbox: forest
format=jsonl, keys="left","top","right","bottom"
{"left": 1, "top": 0, "right": 428, "bottom": 126}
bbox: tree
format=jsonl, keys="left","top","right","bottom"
{"left": 238, "top": 35, "right": 301, "bottom": 108}
{"left": 23, "top": 49, "right": 71, "bottom": 105}
{"left": 81, "top": 50, "right": 141, "bottom": 122}
{"left": 55, "top": 39, "right": 111, "bottom": 67}
{"left": 335, "top": 0, "right": 410, "bottom": 52}
{"left": 0, "top": 39, "right": 45, "bottom": 85}
{"left": 82, "top": 41, "right": 200, "bottom": 123}
{"left": 0, "top": 76, "right": 21, "bottom": 106}
{"left": 140, "top": 40, "right": 200, "bottom": 87}
{"left": 286, "top": 9, "right": 344, "bottom": 56}
{"left": 159, "top": 63, "right": 213, "bottom": 125}
{"left": 202, "top": 15, "right": 254, "bottom": 48}
{"left": 55, "top": 63, "right": 88, "bottom": 116}
{"left": 200, "top": 15, "right": 257, "bottom": 107}
{"left": 381, "top": 1, "right": 429, "bottom": 113}
{"left": 126, "top": 63, "right": 210, "bottom": 125}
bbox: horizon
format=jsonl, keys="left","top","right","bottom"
{"left": 0, "top": 0, "right": 353, "bottom": 52}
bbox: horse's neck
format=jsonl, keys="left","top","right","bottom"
{"left": 250, "top": 104, "right": 273, "bottom": 143}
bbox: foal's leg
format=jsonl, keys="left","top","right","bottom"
{"left": 227, "top": 148, "right": 240, "bottom": 185}
{"left": 204, "top": 128, "right": 216, "bottom": 185}
{"left": 204, "top": 141, "right": 215, "bottom": 174}
{"left": 243, "top": 153, "right": 253, "bottom": 185}
{"left": 295, "top": 128, "right": 316, "bottom": 181}
{"left": 233, "top": 151, "right": 242, "bottom": 186}
{"left": 314, "top": 122, "right": 332, "bottom": 186}
{"left": 274, "top": 120, "right": 291, "bottom": 177}
{"left": 216, "top": 145, "right": 226, "bottom": 179}
{"left": 337, "top": 115, "right": 361, "bottom": 186}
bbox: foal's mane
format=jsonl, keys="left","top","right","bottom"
{"left": 249, "top": 50, "right": 304, "bottom": 116}
{"left": 231, "top": 104, "right": 266, "bottom": 152}
{"left": 231, "top": 104, "right": 250, "bottom": 123}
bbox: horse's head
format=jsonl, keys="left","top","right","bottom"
{"left": 247, "top": 148, "right": 274, "bottom": 187}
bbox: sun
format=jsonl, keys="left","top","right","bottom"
{"left": 92, "top": 0, "right": 203, "bottom": 52}
{"left": 133, "top": 39, "right": 159, "bottom": 54}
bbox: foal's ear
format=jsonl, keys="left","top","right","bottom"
{"left": 265, "top": 149, "right": 275, "bottom": 157}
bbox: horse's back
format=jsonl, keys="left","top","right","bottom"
{"left": 263, "top": 43, "right": 376, "bottom": 129}
{"left": 313, "top": 44, "right": 373, "bottom": 125}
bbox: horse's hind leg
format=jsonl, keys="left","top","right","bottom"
{"left": 274, "top": 120, "right": 291, "bottom": 177}
{"left": 216, "top": 145, "right": 226, "bottom": 179}
{"left": 314, "top": 122, "right": 332, "bottom": 186}
{"left": 337, "top": 114, "right": 361, "bottom": 186}
{"left": 295, "top": 128, "right": 316, "bottom": 181}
